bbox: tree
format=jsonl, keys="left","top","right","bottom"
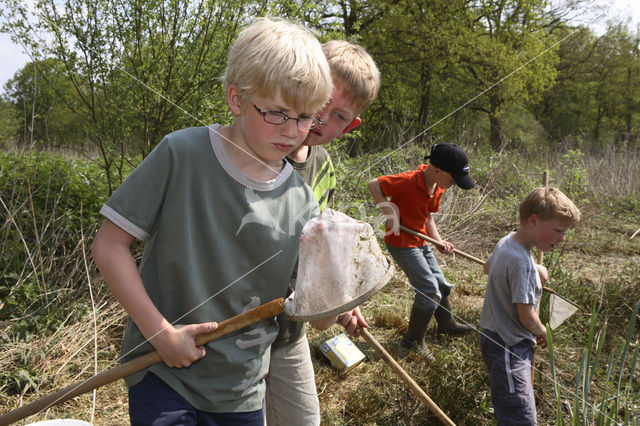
{"left": 537, "top": 22, "right": 640, "bottom": 149}
{"left": 0, "top": 97, "right": 19, "bottom": 148}
{"left": 590, "top": 23, "right": 640, "bottom": 145}
{"left": 4, "top": 58, "right": 85, "bottom": 150}
{"left": 460, "top": 0, "right": 559, "bottom": 150}
{"left": 359, "top": 0, "right": 471, "bottom": 150}
{"left": 532, "top": 25, "right": 598, "bottom": 143}
{"left": 2, "top": 0, "right": 268, "bottom": 193}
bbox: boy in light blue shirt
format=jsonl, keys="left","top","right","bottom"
{"left": 480, "top": 187, "right": 581, "bottom": 425}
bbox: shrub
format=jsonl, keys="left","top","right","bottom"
{"left": 0, "top": 152, "right": 108, "bottom": 335}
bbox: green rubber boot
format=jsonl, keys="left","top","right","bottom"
{"left": 434, "top": 296, "right": 474, "bottom": 336}
{"left": 399, "top": 306, "right": 435, "bottom": 361}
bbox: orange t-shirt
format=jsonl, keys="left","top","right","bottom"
{"left": 378, "top": 164, "right": 445, "bottom": 248}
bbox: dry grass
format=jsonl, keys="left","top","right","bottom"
{"left": 312, "top": 142, "right": 640, "bottom": 425}
{"left": 1, "top": 295, "right": 130, "bottom": 424}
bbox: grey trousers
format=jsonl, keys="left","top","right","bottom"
{"left": 386, "top": 243, "right": 453, "bottom": 313}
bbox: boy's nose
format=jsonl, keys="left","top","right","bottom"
{"left": 316, "top": 110, "right": 328, "bottom": 126}
{"left": 281, "top": 118, "right": 300, "bottom": 136}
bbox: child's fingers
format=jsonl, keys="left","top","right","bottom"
{"left": 191, "top": 321, "right": 218, "bottom": 336}
{"left": 337, "top": 312, "right": 352, "bottom": 327}
{"left": 353, "top": 307, "right": 369, "bottom": 328}
{"left": 196, "top": 345, "right": 207, "bottom": 359}
{"left": 160, "top": 322, "right": 217, "bottom": 367}
{"left": 336, "top": 311, "right": 361, "bottom": 337}
{"left": 438, "top": 244, "right": 454, "bottom": 255}
{"left": 344, "top": 316, "right": 360, "bottom": 337}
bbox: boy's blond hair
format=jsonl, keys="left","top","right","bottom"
{"left": 519, "top": 187, "right": 582, "bottom": 225}
{"left": 322, "top": 40, "right": 380, "bottom": 112}
{"left": 223, "top": 17, "right": 332, "bottom": 114}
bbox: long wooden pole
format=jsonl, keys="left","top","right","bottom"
{"left": 398, "top": 224, "right": 558, "bottom": 297}
{"left": 399, "top": 225, "right": 486, "bottom": 265}
{"left": 0, "top": 298, "right": 285, "bottom": 425}
{"left": 359, "top": 327, "right": 456, "bottom": 426}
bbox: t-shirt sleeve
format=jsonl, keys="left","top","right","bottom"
{"left": 486, "top": 250, "right": 495, "bottom": 268}
{"left": 100, "top": 137, "right": 173, "bottom": 241}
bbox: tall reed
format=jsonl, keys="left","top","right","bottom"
{"left": 547, "top": 295, "right": 640, "bottom": 425}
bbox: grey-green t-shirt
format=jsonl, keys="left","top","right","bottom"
{"left": 100, "top": 124, "right": 319, "bottom": 412}
{"left": 479, "top": 233, "right": 542, "bottom": 348}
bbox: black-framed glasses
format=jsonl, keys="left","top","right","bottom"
{"left": 252, "top": 103, "right": 316, "bottom": 130}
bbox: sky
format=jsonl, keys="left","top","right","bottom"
{"left": 0, "top": 0, "right": 639, "bottom": 93}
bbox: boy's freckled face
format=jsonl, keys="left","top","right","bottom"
{"left": 534, "top": 218, "right": 571, "bottom": 252}
{"left": 242, "top": 91, "right": 311, "bottom": 163}
{"left": 304, "top": 84, "right": 359, "bottom": 147}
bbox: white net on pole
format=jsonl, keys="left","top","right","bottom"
{"left": 549, "top": 293, "right": 579, "bottom": 330}
{"left": 284, "top": 209, "right": 394, "bottom": 321}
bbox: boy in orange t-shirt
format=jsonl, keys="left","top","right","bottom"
{"left": 367, "top": 143, "right": 476, "bottom": 355}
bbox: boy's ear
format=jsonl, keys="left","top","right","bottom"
{"left": 341, "top": 117, "right": 362, "bottom": 136}
{"left": 227, "top": 85, "right": 243, "bottom": 115}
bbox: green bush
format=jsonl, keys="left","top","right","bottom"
{"left": 0, "top": 152, "right": 108, "bottom": 336}
{"left": 559, "top": 149, "right": 589, "bottom": 200}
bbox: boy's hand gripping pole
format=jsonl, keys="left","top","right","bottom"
{"left": 398, "top": 225, "right": 485, "bottom": 264}
{"left": 0, "top": 299, "right": 285, "bottom": 425}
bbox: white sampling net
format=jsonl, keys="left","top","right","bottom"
{"left": 549, "top": 293, "right": 579, "bottom": 330}
{"left": 284, "top": 209, "right": 394, "bottom": 321}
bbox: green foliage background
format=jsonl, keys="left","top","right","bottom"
{"left": 1, "top": 0, "right": 639, "bottom": 167}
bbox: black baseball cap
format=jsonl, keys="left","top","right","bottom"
{"left": 424, "top": 143, "right": 475, "bottom": 189}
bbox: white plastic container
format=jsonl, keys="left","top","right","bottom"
{"left": 320, "top": 333, "right": 366, "bottom": 373}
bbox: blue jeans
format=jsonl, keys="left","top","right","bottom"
{"left": 480, "top": 329, "right": 537, "bottom": 425}
{"left": 129, "top": 373, "right": 264, "bottom": 426}
{"left": 386, "top": 243, "right": 453, "bottom": 313}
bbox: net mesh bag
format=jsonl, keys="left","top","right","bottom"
{"left": 284, "top": 209, "right": 394, "bottom": 321}
{"left": 549, "top": 293, "right": 579, "bottom": 330}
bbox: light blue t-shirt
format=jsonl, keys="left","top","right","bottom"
{"left": 479, "top": 233, "right": 542, "bottom": 348}
{"left": 101, "top": 124, "right": 319, "bottom": 412}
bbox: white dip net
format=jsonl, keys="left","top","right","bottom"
{"left": 284, "top": 209, "right": 394, "bottom": 321}
{"left": 549, "top": 293, "right": 579, "bottom": 330}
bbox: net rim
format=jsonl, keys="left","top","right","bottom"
{"left": 283, "top": 262, "right": 395, "bottom": 321}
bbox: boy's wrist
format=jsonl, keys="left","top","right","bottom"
{"left": 141, "top": 319, "right": 175, "bottom": 348}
